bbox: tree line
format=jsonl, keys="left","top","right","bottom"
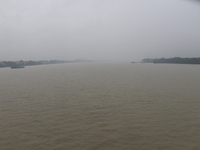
{"left": 142, "top": 57, "right": 200, "bottom": 64}
{"left": 0, "top": 60, "right": 73, "bottom": 68}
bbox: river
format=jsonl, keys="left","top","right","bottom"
{"left": 0, "top": 62, "right": 200, "bottom": 150}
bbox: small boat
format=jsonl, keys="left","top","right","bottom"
{"left": 11, "top": 66, "right": 25, "bottom": 69}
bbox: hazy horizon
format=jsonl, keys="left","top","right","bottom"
{"left": 1, "top": 0, "right": 200, "bottom": 61}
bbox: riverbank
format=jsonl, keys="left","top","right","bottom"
{"left": 0, "top": 59, "right": 91, "bottom": 68}
{"left": 141, "top": 57, "right": 200, "bottom": 64}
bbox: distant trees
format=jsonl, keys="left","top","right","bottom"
{"left": 25, "top": 60, "right": 38, "bottom": 66}
{"left": 141, "top": 58, "right": 154, "bottom": 63}
{"left": 0, "top": 60, "right": 85, "bottom": 68}
{"left": 0, "top": 59, "right": 92, "bottom": 68}
{"left": 23, "top": 60, "right": 68, "bottom": 66}
{"left": 2, "top": 61, "right": 17, "bottom": 67}
{"left": 142, "top": 57, "right": 200, "bottom": 64}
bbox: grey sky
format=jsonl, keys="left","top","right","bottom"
{"left": 0, "top": 0, "right": 200, "bottom": 61}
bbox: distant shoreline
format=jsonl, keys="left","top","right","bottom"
{"left": 141, "top": 57, "right": 200, "bottom": 64}
{"left": 0, "top": 59, "right": 91, "bottom": 68}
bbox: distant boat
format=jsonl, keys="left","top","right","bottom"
{"left": 11, "top": 66, "right": 25, "bottom": 69}
{"left": 131, "top": 61, "right": 134, "bottom": 63}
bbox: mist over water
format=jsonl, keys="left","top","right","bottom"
{"left": 1, "top": 62, "right": 200, "bottom": 150}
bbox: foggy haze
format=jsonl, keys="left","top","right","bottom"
{"left": 0, "top": 0, "right": 200, "bottom": 61}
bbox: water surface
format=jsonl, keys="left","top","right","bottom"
{"left": 0, "top": 63, "right": 200, "bottom": 150}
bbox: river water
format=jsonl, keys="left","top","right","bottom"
{"left": 0, "top": 62, "right": 200, "bottom": 150}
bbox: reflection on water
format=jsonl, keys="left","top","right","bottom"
{"left": 0, "top": 63, "right": 200, "bottom": 150}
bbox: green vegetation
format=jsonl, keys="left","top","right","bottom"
{"left": 142, "top": 57, "right": 200, "bottom": 64}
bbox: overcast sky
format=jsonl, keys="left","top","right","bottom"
{"left": 0, "top": 0, "right": 200, "bottom": 61}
